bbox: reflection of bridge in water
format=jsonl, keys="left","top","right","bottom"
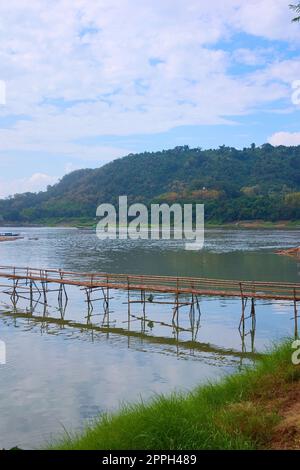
{"left": 0, "top": 265, "right": 299, "bottom": 354}
{"left": 0, "top": 309, "right": 260, "bottom": 362}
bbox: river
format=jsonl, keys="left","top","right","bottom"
{"left": 0, "top": 227, "right": 298, "bottom": 448}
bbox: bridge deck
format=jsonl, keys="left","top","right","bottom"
{"left": 0, "top": 265, "right": 299, "bottom": 301}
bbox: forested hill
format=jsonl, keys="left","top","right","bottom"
{"left": 1, "top": 143, "right": 300, "bottom": 224}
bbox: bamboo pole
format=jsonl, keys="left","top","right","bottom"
{"left": 294, "top": 288, "right": 298, "bottom": 339}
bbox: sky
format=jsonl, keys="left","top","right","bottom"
{"left": 0, "top": 0, "right": 300, "bottom": 197}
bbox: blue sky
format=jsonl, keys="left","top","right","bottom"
{"left": 0, "top": 0, "right": 300, "bottom": 196}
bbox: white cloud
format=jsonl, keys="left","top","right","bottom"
{"left": 0, "top": 1, "right": 298, "bottom": 141}
{"left": 0, "top": 0, "right": 299, "bottom": 196}
{"left": 232, "top": 48, "right": 274, "bottom": 66}
{"left": 232, "top": 0, "right": 299, "bottom": 41}
{"left": 268, "top": 131, "right": 300, "bottom": 147}
{"left": 0, "top": 173, "right": 58, "bottom": 197}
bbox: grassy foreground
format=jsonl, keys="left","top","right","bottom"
{"left": 52, "top": 340, "right": 300, "bottom": 450}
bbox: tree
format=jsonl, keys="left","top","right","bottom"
{"left": 290, "top": 3, "right": 300, "bottom": 22}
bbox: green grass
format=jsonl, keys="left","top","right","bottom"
{"left": 51, "top": 340, "right": 299, "bottom": 450}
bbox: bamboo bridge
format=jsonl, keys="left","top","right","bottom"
{"left": 0, "top": 265, "right": 298, "bottom": 342}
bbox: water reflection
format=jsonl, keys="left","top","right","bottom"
{"left": 0, "top": 276, "right": 265, "bottom": 357}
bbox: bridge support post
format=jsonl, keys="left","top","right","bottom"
{"left": 172, "top": 292, "right": 179, "bottom": 325}
{"left": 30, "top": 280, "right": 33, "bottom": 309}
{"left": 127, "top": 277, "right": 131, "bottom": 331}
{"left": 294, "top": 289, "right": 298, "bottom": 339}
{"left": 250, "top": 298, "right": 256, "bottom": 353}
{"left": 141, "top": 289, "right": 146, "bottom": 333}
{"left": 40, "top": 270, "right": 48, "bottom": 305}
{"left": 189, "top": 294, "right": 201, "bottom": 342}
{"left": 99, "top": 286, "right": 110, "bottom": 329}
{"left": 10, "top": 277, "right": 20, "bottom": 310}
{"left": 85, "top": 287, "right": 93, "bottom": 323}
{"left": 239, "top": 282, "right": 247, "bottom": 352}
{"left": 239, "top": 298, "right": 246, "bottom": 334}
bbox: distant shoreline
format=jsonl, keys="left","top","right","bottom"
{"left": 0, "top": 219, "right": 299, "bottom": 230}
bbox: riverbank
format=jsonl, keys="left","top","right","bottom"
{"left": 276, "top": 246, "right": 300, "bottom": 258}
{"left": 51, "top": 340, "right": 300, "bottom": 450}
{"left": 1, "top": 219, "right": 300, "bottom": 230}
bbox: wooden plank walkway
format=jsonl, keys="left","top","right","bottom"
{"left": 0, "top": 265, "right": 299, "bottom": 301}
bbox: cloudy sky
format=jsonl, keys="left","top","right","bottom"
{"left": 0, "top": 0, "right": 300, "bottom": 197}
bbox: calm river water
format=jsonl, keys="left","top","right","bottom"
{"left": 0, "top": 227, "right": 299, "bottom": 448}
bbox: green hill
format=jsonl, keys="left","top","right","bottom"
{"left": 1, "top": 143, "right": 300, "bottom": 224}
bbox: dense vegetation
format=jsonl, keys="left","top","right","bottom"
{"left": 51, "top": 340, "right": 300, "bottom": 450}
{"left": 1, "top": 143, "right": 300, "bottom": 224}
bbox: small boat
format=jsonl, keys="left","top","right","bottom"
{"left": 0, "top": 232, "right": 20, "bottom": 237}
